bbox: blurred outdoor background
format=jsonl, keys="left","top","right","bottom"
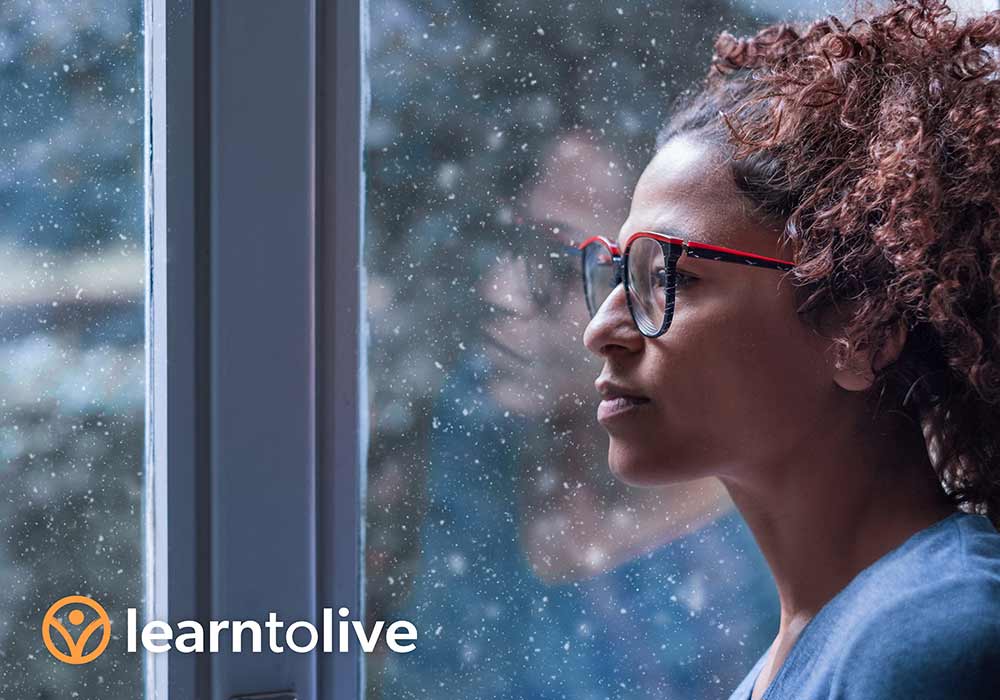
{"left": 0, "top": 0, "right": 144, "bottom": 697}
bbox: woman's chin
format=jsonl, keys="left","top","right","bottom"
{"left": 607, "top": 442, "right": 700, "bottom": 486}
{"left": 607, "top": 448, "right": 661, "bottom": 485}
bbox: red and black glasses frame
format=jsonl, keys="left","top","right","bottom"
{"left": 578, "top": 231, "right": 796, "bottom": 338}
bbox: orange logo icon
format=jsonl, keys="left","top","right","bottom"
{"left": 42, "top": 595, "right": 112, "bottom": 664}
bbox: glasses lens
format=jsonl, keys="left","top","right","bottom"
{"left": 627, "top": 236, "right": 669, "bottom": 336}
{"left": 582, "top": 241, "right": 617, "bottom": 316}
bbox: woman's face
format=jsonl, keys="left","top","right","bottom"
{"left": 583, "top": 135, "right": 838, "bottom": 486}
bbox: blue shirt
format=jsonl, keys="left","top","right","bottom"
{"left": 727, "top": 511, "right": 1000, "bottom": 700}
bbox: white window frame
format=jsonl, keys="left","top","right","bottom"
{"left": 147, "top": 1, "right": 365, "bottom": 698}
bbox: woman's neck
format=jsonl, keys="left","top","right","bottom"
{"left": 719, "top": 402, "right": 956, "bottom": 626}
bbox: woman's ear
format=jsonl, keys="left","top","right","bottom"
{"left": 833, "top": 319, "right": 908, "bottom": 392}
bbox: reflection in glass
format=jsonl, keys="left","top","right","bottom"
{"left": 363, "top": 2, "right": 801, "bottom": 698}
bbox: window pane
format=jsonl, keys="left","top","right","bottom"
{"left": 360, "top": 2, "right": 835, "bottom": 698}
{"left": 0, "top": 1, "right": 144, "bottom": 696}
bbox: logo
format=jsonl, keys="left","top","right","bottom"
{"left": 41, "top": 597, "right": 417, "bottom": 662}
{"left": 42, "top": 595, "right": 112, "bottom": 664}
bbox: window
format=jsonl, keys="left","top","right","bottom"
{"left": 9, "top": 1, "right": 995, "bottom": 698}
{"left": 362, "top": 2, "right": 997, "bottom": 694}
{"left": 362, "top": 2, "right": 829, "bottom": 698}
{"left": 0, "top": 1, "right": 144, "bottom": 697}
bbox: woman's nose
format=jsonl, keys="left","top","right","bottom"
{"left": 583, "top": 283, "right": 644, "bottom": 358}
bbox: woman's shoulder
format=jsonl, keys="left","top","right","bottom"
{"left": 847, "top": 512, "right": 1000, "bottom": 621}
{"left": 827, "top": 513, "right": 1000, "bottom": 698}
{"left": 887, "top": 511, "right": 996, "bottom": 584}
{"left": 830, "top": 590, "right": 1000, "bottom": 699}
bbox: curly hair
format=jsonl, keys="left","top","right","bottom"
{"left": 657, "top": 0, "right": 1000, "bottom": 526}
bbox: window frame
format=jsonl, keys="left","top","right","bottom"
{"left": 147, "top": 1, "right": 365, "bottom": 698}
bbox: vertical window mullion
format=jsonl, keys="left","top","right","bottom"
{"left": 209, "top": 0, "right": 317, "bottom": 696}
{"left": 316, "top": 0, "right": 367, "bottom": 698}
{"left": 152, "top": 0, "right": 321, "bottom": 697}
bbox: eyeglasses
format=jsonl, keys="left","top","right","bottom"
{"left": 579, "top": 231, "right": 795, "bottom": 338}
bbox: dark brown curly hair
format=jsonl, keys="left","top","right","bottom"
{"left": 657, "top": 0, "right": 1000, "bottom": 526}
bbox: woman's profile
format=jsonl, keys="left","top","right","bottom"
{"left": 580, "top": 1, "right": 1000, "bottom": 698}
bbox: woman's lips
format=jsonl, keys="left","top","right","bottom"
{"left": 597, "top": 395, "right": 651, "bottom": 423}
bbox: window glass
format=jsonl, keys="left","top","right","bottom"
{"left": 361, "top": 2, "right": 840, "bottom": 698}
{"left": 0, "top": 1, "right": 144, "bottom": 696}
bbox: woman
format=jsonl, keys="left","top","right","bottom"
{"left": 580, "top": 2, "right": 1000, "bottom": 699}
